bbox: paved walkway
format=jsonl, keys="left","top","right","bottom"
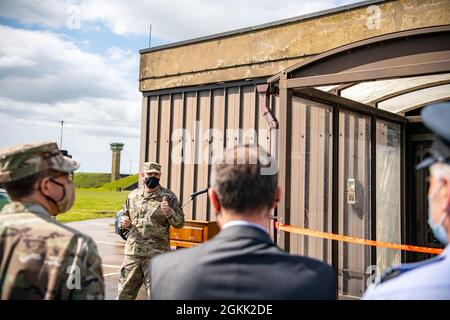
{"left": 67, "top": 218, "right": 146, "bottom": 300}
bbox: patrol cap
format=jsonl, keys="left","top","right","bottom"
{"left": 143, "top": 161, "right": 161, "bottom": 174}
{"left": 0, "top": 141, "right": 80, "bottom": 183}
{"left": 416, "top": 102, "right": 450, "bottom": 170}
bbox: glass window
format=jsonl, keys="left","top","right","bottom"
{"left": 376, "top": 120, "right": 401, "bottom": 274}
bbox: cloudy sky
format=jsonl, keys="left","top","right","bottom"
{"left": 0, "top": 0, "right": 360, "bottom": 173}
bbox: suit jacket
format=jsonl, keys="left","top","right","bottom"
{"left": 150, "top": 225, "right": 336, "bottom": 299}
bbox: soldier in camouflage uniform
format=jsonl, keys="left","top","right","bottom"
{"left": 117, "top": 161, "right": 184, "bottom": 300}
{"left": 0, "top": 142, "right": 104, "bottom": 300}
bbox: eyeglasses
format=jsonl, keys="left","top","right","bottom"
{"left": 53, "top": 172, "right": 74, "bottom": 183}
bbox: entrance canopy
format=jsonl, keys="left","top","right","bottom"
{"left": 264, "top": 24, "right": 450, "bottom": 298}
{"left": 268, "top": 25, "right": 450, "bottom": 115}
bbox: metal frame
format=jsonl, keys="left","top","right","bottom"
{"left": 369, "top": 79, "right": 450, "bottom": 107}
{"left": 286, "top": 89, "right": 405, "bottom": 282}
{"left": 268, "top": 25, "right": 450, "bottom": 85}
{"left": 143, "top": 78, "right": 267, "bottom": 96}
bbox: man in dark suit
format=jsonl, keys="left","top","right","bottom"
{"left": 150, "top": 145, "right": 336, "bottom": 299}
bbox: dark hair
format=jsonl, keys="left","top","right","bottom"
{"left": 210, "top": 145, "right": 278, "bottom": 213}
{"left": 2, "top": 169, "right": 57, "bottom": 200}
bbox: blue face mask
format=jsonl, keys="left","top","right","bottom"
{"left": 428, "top": 183, "right": 449, "bottom": 246}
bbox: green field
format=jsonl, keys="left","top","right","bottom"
{"left": 100, "top": 174, "right": 139, "bottom": 191}
{"left": 58, "top": 173, "right": 139, "bottom": 223}
{"left": 57, "top": 188, "right": 130, "bottom": 223}
{"left": 1, "top": 173, "right": 139, "bottom": 223}
{"left": 73, "top": 172, "right": 111, "bottom": 188}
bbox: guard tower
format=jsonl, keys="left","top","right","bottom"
{"left": 110, "top": 143, "right": 124, "bottom": 182}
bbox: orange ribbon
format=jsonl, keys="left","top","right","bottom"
{"left": 275, "top": 222, "right": 444, "bottom": 255}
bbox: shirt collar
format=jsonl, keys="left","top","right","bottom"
{"left": 1, "top": 201, "right": 51, "bottom": 218}
{"left": 140, "top": 185, "right": 161, "bottom": 197}
{"left": 222, "top": 220, "right": 269, "bottom": 235}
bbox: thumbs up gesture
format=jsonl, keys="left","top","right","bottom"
{"left": 161, "top": 196, "right": 170, "bottom": 215}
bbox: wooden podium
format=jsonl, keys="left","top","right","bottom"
{"left": 170, "top": 220, "right": 219, "bottom": 249}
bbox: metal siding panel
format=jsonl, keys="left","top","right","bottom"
{"left": 159, "top": 95, "right": 171, "bottom": 187}
{"left": 210, "top": 88, "right": 226, "bottom": 221}
{"left": 326, "top": 108, "right": 333, "bottom": 263}
{"left": 257, "top": 92, "right": 270, "bottom": 154}
{"left": 226, "top": 87, "right": 240, "bottom": 148}
{"left": 290, "top": 97, "right": 302, "bottom": 256}
{"left": 316, "top": 106, "right": 326, "bottom": 261}
{"left": 170, "top": 93, "right": 184, "bottom": 201}
{"left": 242, "top": 85, "right": 257, "bottom": 145}
{"left": 338, "top": 111, "right": 346, "bottom": 295}
{"left": 182, "top": 92, "right": 197, "bottom": 220}
{"left": 148, "top": 96, "right": 159, "bottom": 163}
{"left": 195, "top": 90, "right": 211, "bottom": 221}
{"left": 338, "top": 111, "right": 371, "bottom": 297}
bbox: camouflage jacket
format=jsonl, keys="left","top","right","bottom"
{"left": 0, "top": 202, "right": 105, "bottom": 300}
{"left": 122, "top": 185, "right": 184, "bottom": 257}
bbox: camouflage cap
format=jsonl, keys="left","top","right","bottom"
{"left": 143, "top": 161, "right": 161, "bottom": 174}
{"left": 0, "top": 141, "right": 80, "bottom": 183}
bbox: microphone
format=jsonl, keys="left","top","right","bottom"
{"left": 190, "top": 187, "right": 209, "bottom": 198}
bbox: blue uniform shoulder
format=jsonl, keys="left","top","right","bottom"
{"left": 377, "top": 255, "right": 445, "bottom": 285}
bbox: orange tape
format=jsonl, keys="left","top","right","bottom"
{"left": 275, "top": 222, "right": 444, "bottom": 255}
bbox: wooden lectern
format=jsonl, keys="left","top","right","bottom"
{"left": 170, "top": 220, "right": 219, "bottom": 249}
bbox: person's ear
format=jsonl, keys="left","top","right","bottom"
{"left": 208, "top": 189, "right": 221, "bottom": 213}
{"left": 140, "top": 172, "right": 145, "bottom": 179}
{"left": 272, "top": 186, "right": 281, "bottom": 209}
{"left": 441, "top": 176, "right": 450, "bottom": 213}
{"left": 38, "top": 176, "right": 52, "bottom": 196}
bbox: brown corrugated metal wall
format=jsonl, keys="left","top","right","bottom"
{"left": 141, "top": 81, "right": 377, "bottom": 298}
{"left": 141, "top": 80, "right": 277, "bottom": 221}
{"left": 289, "top": 96, "right": 333, "bottom": 263}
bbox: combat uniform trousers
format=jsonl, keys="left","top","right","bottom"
{"left": 117, "top": 254, "right": 157, "bottom": 299}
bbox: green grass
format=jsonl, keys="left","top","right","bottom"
{"left": 73, "top": 172, "right": 111, "bottom": 188}
{"left": 100, "top": 174, "right": 139, "bottom": 191}
{"left": 57, "top": 188, "right": 130, "bottom": 223}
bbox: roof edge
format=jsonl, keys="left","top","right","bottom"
{"left": 139, "top": 0, "right": 389, "bottom": 54}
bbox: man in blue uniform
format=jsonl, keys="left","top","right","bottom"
{"left": 363, "top": 102, "right": 450, "bottom": 300}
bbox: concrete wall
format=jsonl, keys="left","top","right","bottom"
{"left": 139, "top": 0, "right": 450, "bottom": 92}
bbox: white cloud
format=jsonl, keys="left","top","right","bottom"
{"left": 1, "top": 0, "right": 362, "bottom": 41}
{"left": 0, "top": 0, "right": 363, "bottom": 173}
{"left": 0, "top": 25, "right": 141, "bottom": 172}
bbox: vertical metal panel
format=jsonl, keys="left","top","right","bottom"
{"left": 147, "top": 96, "right": 159, "bottom": 163}
{"left": 194, "top": 90, "right": 211, "bottom": 221}
{"left": 278, "top": 80, "right": 291, "bottom": 251}
{"left": 170, "top": 93, "right": 184, "bottom": 203}
{"left": 182, "top": 92, "right": 197, "bottom": 220}
{"left": 210, "top": 88, "right": 226, "bottom": 221}
{"left": 159, "top": 95, "right": 171, "bottom": 187}
{"left": 290, "top": 96, "right": 306, "bottom": 256}
{"left": 226, "top": 87, "right": 240, "bottom": 148}
{"left": 289, "top": 96, "right": 332, "bottom": 263}
{"left": 241, "top": 86, "right": 257, "bottom": 145}
{"left": 338, "top": 110, "right": 371, "bottom": 298}
{"left": 212, "top": 89, "right": 226, "bottom": 148}
{"left": 257, "top": 94, "right": 269, "bottom": 153}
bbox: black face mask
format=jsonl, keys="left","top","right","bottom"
{"left": 145, "top": 176, "right": 160, "bottom": 189}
